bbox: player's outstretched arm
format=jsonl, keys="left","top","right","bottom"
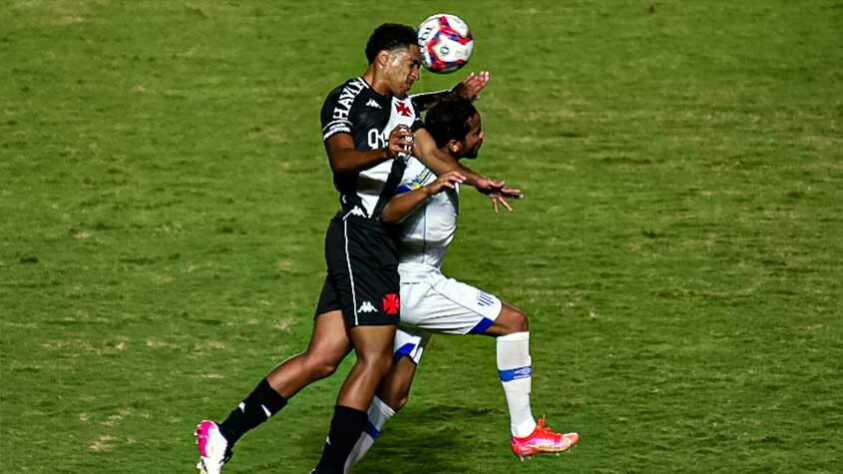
{"left": 411, "top": 71, "right": 491, "bottom": 112}
{"left": 453, "top": 71, "right": 491, "bottom": 101}
{"left": 383, "top": 171, "right": 466, "bottom": 223}
{"left": 325, "top": 127, "right": 413, "bottom": 174}
{"left": 412, "top": 128, "right": 498, "bottom": 190}
{"left": 413, "top": 129, "right": 521, "bottom": 213}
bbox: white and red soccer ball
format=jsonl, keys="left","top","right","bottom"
{"left": 417, "top": 13, "right": 474, "bottom": 74}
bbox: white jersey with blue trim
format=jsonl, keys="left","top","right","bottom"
{"left": 394, "top": 157, "right": 459, "bottom": 270}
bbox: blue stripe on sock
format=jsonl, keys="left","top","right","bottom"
{"left": 393, "top": 342, "right": 415, "bottom": 363}
{"left": 365, "top": 420, "right": 381, "bottom": 439}
{"left": 499, "top": 366, "right": 532, "bottom": 382}
{"left": 469, "top": 317, "right": 494, "bottom": 334}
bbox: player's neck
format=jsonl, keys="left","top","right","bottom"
{"left": 439, "top": 148, "right": 462, "bottom": 161}
{"left": 363, "top": 67, "right": 392, "bottom": 97}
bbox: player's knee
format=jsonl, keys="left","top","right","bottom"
{"left": 513, "top": 309, "right": 529, "bottom": 332}
{"left": 501, "top": 307, "right": 529, "bottom": 334}
{"left": 358, "top": 351, "right": 393, "bottom": 378}
{"left": 392, "top": 392, "right": 410, "bottom": 411}
{"left": 303, "top": 353, "right": 340, "bottom": 379}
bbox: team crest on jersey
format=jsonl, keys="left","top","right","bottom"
{"left": 382, "top": 293, "right": 400, "bottom": 315}
{"left": 394, "top": 101, "right": 412, "bottom": 117}
{"left": 413, "top": 169, "right": 433, "bottom": 188}
{"left": 396, "top": 168, "right": 434, "bottom": 194}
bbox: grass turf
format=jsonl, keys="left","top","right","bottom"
{"left": 1, "top": 1, "right": 841, "bottom": 472}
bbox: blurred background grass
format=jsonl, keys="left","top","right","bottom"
{"left": 1, "top": 1, "right": 841, "bottom": 472}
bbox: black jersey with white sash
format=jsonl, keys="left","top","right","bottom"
{"left": 320, "top": 77, "right": 424, "bottom": 222}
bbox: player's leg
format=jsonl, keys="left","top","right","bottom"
{"left": 410, "top": 272, "right": 579, "bottom": 459}
{"left": 482, "top": 303, "right": 580, "bottom": 459}
{"left": 484, "top": 304, "right": 537, "bottom": 438}
{"left": 483, "top": 302, "right": 528, "bottom": 336}
{"left": 312, "top": 324, "right": 395, "bottom": 474}
{"left": 195, "top": 279, "right": 352, "bottom": 474}
{"left": 399, "top": 277, "right": 540, "bottom": 439}
{"left": 265, "top": 310, "right": 351, "bottom": 399}
{"left": 344, "top": 329, "right": 428, "bottom": 472}
{"left": 219, "top": 310, "right": 350, "bottom": 441}
{"left": 377, "top": 347, "right": 421, "bottom": 411}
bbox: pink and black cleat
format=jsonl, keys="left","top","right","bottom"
{"left": 195, "top": 420, "right": 231, "bottom": 474}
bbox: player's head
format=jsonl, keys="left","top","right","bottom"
{"left": 365, "top": 23, "right": 421, "bottom": 97}
{"left": 424, "top": 97, "right": 484, "bottom": 159}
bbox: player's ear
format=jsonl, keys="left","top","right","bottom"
{"left": 376, "top": 50, "right": 391, "bottom": 68}
{"left": 448, "top": 139, "right": 463, "bottom": 155}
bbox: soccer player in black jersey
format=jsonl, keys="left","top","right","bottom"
{"left": 195, "top": 23, "right": 514, "bottom": 474}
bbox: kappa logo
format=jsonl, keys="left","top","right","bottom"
{"left": 366, "top": 99, "right": 382, "bottom": 109}
{"left": 357, "top": 301, "right": 377, "bottom": 313}
{"left": 394, "top": 101, "right": 412, "bottom": 117}
{"left": 348, "top": 206, "right": 367, "bottom": 218}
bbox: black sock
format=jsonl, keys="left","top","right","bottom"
{"left": 219, "top": 378, "right": 287, "bottom": 445}
{"left": 313, "top": 405, "right": 368, "bottom": 474}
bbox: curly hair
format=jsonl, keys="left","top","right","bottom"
{"left": 424, "top": 96, "right": 477, "bottom": 148}
{"left": 365, "top": 23, "right": 418, "bottom": 64}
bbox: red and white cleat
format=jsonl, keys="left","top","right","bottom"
{"left": 510, "top": 417, "right": 579, "bottom": 461}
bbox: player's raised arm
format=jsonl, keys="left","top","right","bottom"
{"left": 411, "top": 71, "right": 491, "bottom": 112}
{"left": 324, "top": 127, "right": 412, "bottom": 174}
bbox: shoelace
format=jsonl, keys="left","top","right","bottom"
{"left": 533, "top": 417, "right": 564, "bottom": 441}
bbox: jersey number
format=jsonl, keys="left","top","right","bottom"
{"left": 367, "top": 128, "right": 387, "bottom": 150}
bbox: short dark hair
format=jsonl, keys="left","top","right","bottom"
{"left": 365, "top": 23, "right": 418, "bottom": 64}
{"left": 424, "top": 97, "right": 478, "bottom": 148}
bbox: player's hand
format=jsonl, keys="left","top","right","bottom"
{"left": 488, "top": 187, "right": 522, "bottom": 213}
{"left": 387, "top": 125, "right": 414, "bottom": 158}
{"left": 453, "top": 71, "right": 491, "bottom": 101}
{"left": 472, "top": 175, "right": 506, "bottom": 194}
{"left": 423, "top": 171, "right": 466, "bottom": 196}
{"left": 473, "top": 177, "right": 522, "bottom": 213}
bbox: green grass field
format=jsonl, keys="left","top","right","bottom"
{"left": 2, "top": 1, "right": 841, "bottom": 472}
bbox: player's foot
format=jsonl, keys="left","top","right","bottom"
{"left": 510, "top": 417, "right": 579, "bottom": 461}
{"left": 195, "top": 420, "right": 232, "bottom": 474}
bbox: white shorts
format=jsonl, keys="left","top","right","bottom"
{"left": 393, "top": 264, "right": 502, "bottom": 365}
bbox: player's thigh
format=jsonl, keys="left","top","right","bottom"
{"left": 306, "top": 310, "right": 352, "bottom": 364}
{"left": 328, "top": 218, "right": 401, "bottom": 318}
{"left": 401, "top": 275, "right": 502, "bottom": 334}
{"left": 349, "top": 324, "right": 396, "bottom": 363}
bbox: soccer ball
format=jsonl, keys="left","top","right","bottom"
{"left": 417, "top": 13, "right": 474, "bottom": 74}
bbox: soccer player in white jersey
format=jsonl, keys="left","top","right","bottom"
{"left": 344, "top": 97, "right": 580, "bottom": 471}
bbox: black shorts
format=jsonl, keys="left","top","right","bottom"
{"left": 315, "top": 215, "right": 400, "bottom": 327}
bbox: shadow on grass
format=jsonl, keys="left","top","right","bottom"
{"left": 295, "top": 404, "right": 501, "bottom": 473}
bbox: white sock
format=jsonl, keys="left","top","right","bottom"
{"left": 344, "top": 396, "right": 396, "bottom": 473}
{"left": 497, "top": 331, "right": 537, "bottom": 438}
